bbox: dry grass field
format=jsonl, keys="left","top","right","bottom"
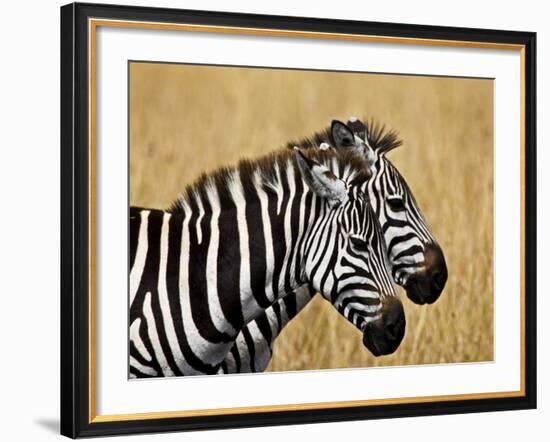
{"left": 129, "top": 62, "right": 494, "bottom": 371}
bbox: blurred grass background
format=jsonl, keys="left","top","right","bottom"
{"left": 129, "top": 62, "right": 494, "bottom": 371}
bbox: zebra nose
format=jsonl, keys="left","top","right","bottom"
{"left": 405, "top": 243, "right": 447, "bottom": 305}
{"left": 431, "top": 269, "right": 446, "bottom": 292}
{"left": 425, "top": 243, "right": 447, "bottom": 303}
{"left": 362, "top": 297, "right": 406, "bottom": 356}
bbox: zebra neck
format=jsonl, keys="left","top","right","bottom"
{"left": 228, "top": 184, "right": 313, "bottom": 326}
{"left": 173, "top": 182, "right": 313, "bottom": 337}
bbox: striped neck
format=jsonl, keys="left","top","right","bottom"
{"left": 172, "top": 158, "right": 315, "bottom": 334}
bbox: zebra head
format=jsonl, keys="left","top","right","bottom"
{"left": 329, "top": 118, "right": 448, "bottom": 305}
{"left": 294, "top": 148, "right": 405, "bottom": 357}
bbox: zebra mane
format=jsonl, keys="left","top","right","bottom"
{"left": 286, "top": 118, "right": 403, "bottom": 154}
{"left": 168, "top": 149, "right": 371, "bottom": 213}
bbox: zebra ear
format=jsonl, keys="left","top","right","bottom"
{"left": 331, "top": 120, "right": 356, "bottom": 150}
{"left": 294, "top": 148, "right": 348, "bottom": 207}
{"left": 331, "top": 120, "right": 367, "bottom": 158}
{"left": 331, "top": 120, "right": 377, "bottom": 171}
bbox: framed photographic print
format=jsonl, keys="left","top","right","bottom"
{"left": 60, "top": 2, "right": 537, "bottom": 438}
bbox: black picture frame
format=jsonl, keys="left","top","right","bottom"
{"left": 60, "top": 2, "right": 537, "bottom": 438}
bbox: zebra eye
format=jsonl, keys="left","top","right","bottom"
{"left": 387, "top": 196, "right": 405, "bottom": 212}
{"left": 350, "top": 236, "right": 370, "bottom": 252}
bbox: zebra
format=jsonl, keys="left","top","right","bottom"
{"left": 218, "top": 117, "right": 448, "bottom": 374}
{"left": 129, "top": 147, "right": 405, "bottom": 378}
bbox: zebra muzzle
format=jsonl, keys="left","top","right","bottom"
{"left": 362, "top": 296, "right": 406, "bottom": 356}
{"left": 405, "top": 242, "right": 448, "bottom": 305}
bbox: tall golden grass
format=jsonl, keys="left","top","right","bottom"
{"left": 129, "top": 62, "right": 494, "bottom": 371}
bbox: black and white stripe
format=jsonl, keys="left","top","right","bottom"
{"left": 129, "top": 147, "right": 400, "bottom": 378}
{"left": 220, "top": 118, "right": 447, "bottom": 373}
